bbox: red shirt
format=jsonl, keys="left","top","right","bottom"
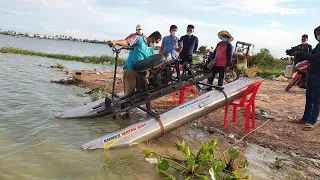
{"left": 125, "top": 33, "right": 147, "bottom": 40}
{"left": 215, "top": 43, "right": 228, "bottom": 67}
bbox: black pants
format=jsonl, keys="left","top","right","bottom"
{"left": 207, "top": 66, "right": 225, "bottom": 86}
{"left": 180, "top": 55, "right": 192, "bottom": 64}
{"left": 136, "top": 71, "right": 148, "bottom": 92}
{"left": 302, "top": 76, "right": 320, "bottom": 124}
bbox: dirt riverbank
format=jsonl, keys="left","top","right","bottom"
{"left": 62, "top": 69, "right": 320, "bottom": 158}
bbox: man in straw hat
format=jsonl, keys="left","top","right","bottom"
{"left": 207, "top": 30, "right": 233, "bottom": 89}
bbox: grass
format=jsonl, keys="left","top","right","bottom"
{"left": 257, "top": 69, "right": 284, "bottom": 78}
{"left": 0, "top": 47, "right": 126, "bottom": 66}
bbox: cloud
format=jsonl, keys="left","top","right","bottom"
{"left": 15, "top": 0, "right": 86, "bottom": 8}
{"left": 93, "top": 0, "right": 311, "bottom": 16}
{"left": 264, "top": 20, "right": 283, "bottom": 28}
{"left": 4, "top": 0, "right": 318, "bottom": 58}
{"left": 137, "top": 0, "right": 149, "bottom": 4}
{"left": 0, "top": 8, "right": 38, "bottom": 16}
{"left": 43, "top": 26, "right": 56, "bottom": 33}
{"left": 87, "top": 6, "right": 121, "bottom": 22}
{"left": 66, "top": 29, "right": 80, "bottom": 34}
{"left": 214, "top": 0, "right": 311, "bottom": 15}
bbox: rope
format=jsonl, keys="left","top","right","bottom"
{"left": 219, "top": 89, "right": 228, "bottom": 106}
{"left": 156, "top": 117, "right": 165, "bottom": 138}
{"left": 223, "top": 119, "right": 271, "bottom": 154}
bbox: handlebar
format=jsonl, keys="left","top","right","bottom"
{"left": 108, "top": 44, "right": 135, "bottom": 53}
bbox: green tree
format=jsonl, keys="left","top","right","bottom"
{"left": 198, "top": 46, "right": 207, "bottom": 54}
{"left": 249, "top": 48, "right": 287, "bottom": 70}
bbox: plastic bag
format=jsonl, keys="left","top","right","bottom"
{"left": 284, "top": 65, "right": 294, "bottom": 78}
{"left": 206, "top": 58, "right": 216, "bottom": 70}
{"left": 236, "top": 56, "right": 248, "bottom": 71}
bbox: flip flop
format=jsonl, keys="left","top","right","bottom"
{"left": 289, "top": 119, "right": 307, "bottom": 124}
{"left": 302, "top": 123, "right": 315, "bottom": 131}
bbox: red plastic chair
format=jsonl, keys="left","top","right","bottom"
{"left": 173, "top": 85, "right": 197, "bottom": 104}
{"left": 172, "top": 64, "right": 197, "bottom": 104}
{"left": 223, "top": 80, "right": 263, "bottom": 132}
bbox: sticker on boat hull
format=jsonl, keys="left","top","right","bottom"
{"left": 103, "top": 122, "right": 148, "bottom": 149}
{"left": 178, "top": 95, "right": 210, "bottom": 110}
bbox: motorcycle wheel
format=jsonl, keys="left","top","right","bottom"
{"left": 285, "top": 78, "right": 300, "bottom": 91}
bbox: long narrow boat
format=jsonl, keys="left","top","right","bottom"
{"left": 81, "top": 79, "right": 253, "bottom": 150}
{"left": 56, "top": 92, "right": 124, "bottom": 119}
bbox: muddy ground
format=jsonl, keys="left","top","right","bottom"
{"left": 63, "top": 69, "right": 320, "bottom": 158}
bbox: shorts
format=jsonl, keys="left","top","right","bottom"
{"left": 123, "top": 69, "right": 136, "bottom": 96}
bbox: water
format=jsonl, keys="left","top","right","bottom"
{"left": 0, "top": 34, "right": 127, "bottom": 57}
{"left": 0, "top": 36, "right": 315, "bottom": 180}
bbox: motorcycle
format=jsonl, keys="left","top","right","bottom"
{"left": 285, "top": 60, "right": 309, "bottom": 91}
{"left": 202, "top": 47, "right": 213, "bottom": 64}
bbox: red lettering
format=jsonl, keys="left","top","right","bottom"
{"left": 121, "top": 127, "right": 137, "bottom": 136}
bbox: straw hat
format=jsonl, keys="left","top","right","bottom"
{"left": 218, "top": 30, "right": 234, "bottom": 42}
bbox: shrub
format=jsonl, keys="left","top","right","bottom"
{"left": 249, "top": 48, "right": 289, "bottom": 70}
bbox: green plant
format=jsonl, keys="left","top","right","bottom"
{"left": 249, "top": 48, "right": 289, "bottom": 71}
{"left": 192, "top": 56, "right": 201, "bottom": 63}
{"left": 257, "top": 69, "right": 284, "bottom": 78}
{"left": 51, "top": 77, "right": 84, "bottom": 86}
{"left": 143, "top": 140, "right": 251, "bottom": 180}
{"left": 198, "top": 46, "right": 207, "bottom": 54}
{"left": 0, "top": 47, "right": 126, "bottom": 66}
{"left": 273, "top": 157, "right": 285, "bottom": 170}
{"left": 55, "top": 63, "right": 65, "bottom": 69}
{"left": 85, "top": 86, "right": 109, "bottom": 101}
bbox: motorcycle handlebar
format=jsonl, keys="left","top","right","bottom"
{"left": 109, "top": 44, "right": 135, "bottom": 52}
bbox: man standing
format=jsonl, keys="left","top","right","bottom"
{"left": 107, "top": 31, "right": 162, "bottom": 119}
{"left": 301, "top": 34, "right": 313, "bottom": 52}
{"left": 294, "top": 26, "right": 320, "bottom": 130}
{"left": 159, "top": 25, "right": 182, "bottom": 59}
{"left": 179, "top": 24, "right": 199, "bottom": 64}
{"left": 125, "top": 24, "right": 147, "bottom": 40}
{"left": 293, "top": 34, "right": 313, "bottom": 65}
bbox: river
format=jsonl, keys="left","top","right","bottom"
{"left": 0, "top": 35, "right": 315, "bottom": 180}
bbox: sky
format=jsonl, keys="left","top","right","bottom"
{"left": 0, "top": 0, "right": 319, "bottom": 57}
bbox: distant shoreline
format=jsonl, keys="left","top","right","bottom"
{"left": 0, "top": 32, "right": 161, "bottom": 50}
{"left": 0, "top": 32, "right": 108, "bottom": 45}
{"left": 0, "top": 46, "right": 126, "bottom": 65}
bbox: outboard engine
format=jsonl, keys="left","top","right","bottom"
{"left": 148, "top": 64, "right": 172, "bottom": 90}
{"left": 133, "top": 53, "right": 173, "bottom": 93}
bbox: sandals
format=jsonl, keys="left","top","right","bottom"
{"left": 289, "top": 119, "right": 307, "bottom": 124}
{"left": 302, "top": 123, "right": 315, "bottom": 131}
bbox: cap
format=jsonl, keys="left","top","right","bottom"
{"left": 136, "top": 24, "right": 143, "bottom": 30}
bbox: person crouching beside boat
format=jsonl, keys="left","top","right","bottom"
{"left": 207, "top": 30, "right": 233, "bottom": 90}
{"left": 107, "top": 31, "right": 162, "bottom": 119}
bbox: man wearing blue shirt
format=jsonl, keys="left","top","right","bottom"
{"left": 180, "top": 24, "right": 199, "bottom": 64}
{"left": 107, "top": 31, "right": 162, "bottom": 119}
{"left": 159, "top": 25, "right": 182, "bottom": 59}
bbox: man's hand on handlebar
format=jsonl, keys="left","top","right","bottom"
{"left": 107, "top": 41, "right": 114, "bottom": 47}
